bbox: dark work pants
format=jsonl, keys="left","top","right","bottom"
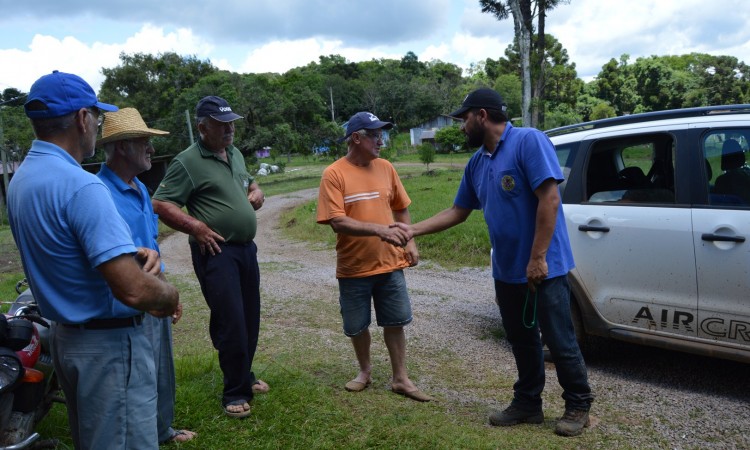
{"left": 190, "top": 241, "right": 261, "bottom": 406}
{"left": 494, "top": 276, "right": 593, "bottom": 411}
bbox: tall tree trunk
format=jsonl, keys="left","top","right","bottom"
{"left": 533, "top": 0, "right": 546, "bottom": 129}
{"left": 509, "top": 0, "right": 532, "bottom": 126}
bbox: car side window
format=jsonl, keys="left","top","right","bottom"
{"left": 585, "top": 133, "right": 675, "bottom": 204}
{"left": 705, "top": 130, "right": 750, "bottom": 207}
{"left": 554, "top": 143, "right": 576, "bottom": 196}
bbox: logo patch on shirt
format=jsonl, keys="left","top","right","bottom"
{"left": 501, "top": 175, "right": 515, "bottom": 192}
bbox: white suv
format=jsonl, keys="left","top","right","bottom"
{"left": 547, "top": 105, "right": 750, "bottom": 364}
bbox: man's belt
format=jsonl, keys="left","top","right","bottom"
{"left": 61, "top": 314, "right": 144, "bottom": 330}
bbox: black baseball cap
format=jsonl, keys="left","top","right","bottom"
{"left": 195, "top": 96, "right": 243, "bottom": 122}
{"left": 449, "top": 88, "right": 507, "bottom": 118}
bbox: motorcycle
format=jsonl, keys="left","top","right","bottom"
{"left": 0, "top": 279, "right": 62, "bottom": 449}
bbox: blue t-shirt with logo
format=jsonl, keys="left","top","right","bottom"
{"left": 454, "top": 123, "right": 575, "bottom": 283}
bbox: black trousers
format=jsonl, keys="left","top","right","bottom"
{"left": 190, "top": 241, "right": 261, "bottom": 405}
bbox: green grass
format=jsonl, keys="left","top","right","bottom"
{"left": 35, "top": 267, "right": 622, "bottom": 449}
{"left": 254, "top": 152, "right": 472, "bottom": 199}
{"left": 281, "top": 167, "right": 491, "bottom": 269}
{"left": 18, "top": 162, "right": 650, "bottom": 448}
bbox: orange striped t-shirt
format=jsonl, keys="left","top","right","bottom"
{"left": 317, "top": 157, "right": 411, "bottom": 278}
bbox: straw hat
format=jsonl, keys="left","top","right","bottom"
{"left": 97, "top": 107, "right": 169, "bottom": 146}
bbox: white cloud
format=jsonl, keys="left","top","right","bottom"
{"left": 2, "top": 0, "right": 750, "bottom": 94}
{"left": 421, "top": 43, "right": 452, "bottom": 64}
{"left": 0, "top": 25, "right": 213, "bottom": 93}
{"left": 238, "top": 38, "right": 415, "bottom": 74}
{"left": 120, "top": 24, "right": 213, "bottom": 59}
{"left": 239, "top": 39, "right": 337, "bottom": 74}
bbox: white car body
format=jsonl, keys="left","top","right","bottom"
{"left": 547, "top": 105, "right": 750, "bottom": 363}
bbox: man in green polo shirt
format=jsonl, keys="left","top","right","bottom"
{"left": 152, "top": 96, "right": 268, "bottom": 419}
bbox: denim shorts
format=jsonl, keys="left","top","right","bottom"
{"left": 338, "top": 270, "right": 413, "bottom": 336}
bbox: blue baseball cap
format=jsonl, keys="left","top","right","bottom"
{"left": 24, "top": 70, "right": 118, "bottom": 119}
{"left": 339, "top": 111, "right": 393, "bottom": 143}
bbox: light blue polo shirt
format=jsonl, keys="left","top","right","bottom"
{"left": 97, "top": 162, "right": 165, "bottom": 274}
{"left": 455, "top": 123, "right": 575, "bottom": 283}
{"left": 8, "top": 140, "right": 138, "bottom": 323}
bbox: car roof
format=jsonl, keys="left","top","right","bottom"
{"left": 545, "top": 104, "right": 750, "bottom": 144}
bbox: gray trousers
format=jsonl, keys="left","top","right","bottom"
{"left": 50, "top": 322, "right": 158, "bottom": 450}
{"left": 142, "top": 314, "right": 177, "bottom": 443}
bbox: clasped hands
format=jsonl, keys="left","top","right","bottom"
{"left": 378, "top": 222, "right": 415, "bottom": 247}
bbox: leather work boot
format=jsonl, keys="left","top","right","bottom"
{"left": 554, "top": 408, "right": 590, "bottom": 436}
{"left": 489, "top": 405, "right": 544, "bottom": 426}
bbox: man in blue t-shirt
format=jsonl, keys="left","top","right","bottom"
{"left": 96, "top": 107, "right": 196, "bottom": 444}
{"left": 8, "top": 71, "right": 179, "bottom": 449}
{"left": 394, "top": 88, "right": 593, "bottom": 437}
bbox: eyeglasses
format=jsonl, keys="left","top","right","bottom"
{"left": 364, "top": 131, "right": 383, "bottom": 142}
{"left": 86, "top": 107, "right": 103, "bottom": 127}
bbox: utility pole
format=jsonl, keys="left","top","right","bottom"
{"left": 185, "top": 109, "right": 194, "bottom": 143}
{"left": 328, "top": 86, "right": 335, "bottom": 122}
{"left": 0, "top": 113, "right": 6, "bottom": 221}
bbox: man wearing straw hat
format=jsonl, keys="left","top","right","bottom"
{"left": 8, "top": 71, "right": 178, "bottom": 449}
{"left": 96, "top": 108, "right": 196, "bottom": 444}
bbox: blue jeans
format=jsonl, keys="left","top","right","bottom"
{"left": 494, "top": 276, "right": 593, "bottom": 411}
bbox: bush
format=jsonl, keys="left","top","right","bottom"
{"left": 418, "top": 143, "right": 436, "bottom": 171}
{"left": 379, "top": 147, "right": 395, "bottom": 161}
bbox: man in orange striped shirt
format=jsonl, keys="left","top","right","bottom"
{"left": 317, "top": 112, "right": 432, "bottom": 402}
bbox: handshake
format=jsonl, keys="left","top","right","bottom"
{"left": 379, "top": 222, "right": 415, "bottom": 247}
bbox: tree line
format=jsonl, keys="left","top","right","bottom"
{"left": 2, "top": 40, "right": 749, "bottom": 161}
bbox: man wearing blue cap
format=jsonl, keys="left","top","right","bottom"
{"left": 393, "top": 88, "right": 594, "bottom": 436}
{"left": 153, "top": 96, "right": 268, "bottom": 418}
{"left": 8, "top": 71, "right": 179, "bottom": 449}
{"left": 316, "top": 111, "right": 433, "bottom": 402}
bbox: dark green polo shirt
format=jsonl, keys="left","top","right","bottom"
{"left": 153, "top": 139, "right": 256, "bottom": 244}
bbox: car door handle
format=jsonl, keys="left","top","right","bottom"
{"left": 578, "top": 225, "right": 610, "bottom": 232}
{"left": 701, "top": 233, "right": 746, "bottom": 243}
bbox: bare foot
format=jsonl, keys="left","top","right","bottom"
{"left": 168, "top": 429, "right": 197, "bottom": 443}
{"left": 252, "top": 379, "right": 270, "bottom": 394}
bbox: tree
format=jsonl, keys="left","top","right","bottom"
{"left": 479, "top": 0, "right": 569, "bottom": 127}
{"left": 434, "top": 125, "right": 465, "bottom": 153}
{"left": 589, "top": 102, "right": 616, "bottom": 120}
{"left": 494, "top": 73, "right": 523, "bottom": 121}
{"left": 480, "top": 0, "right": 531, "bottom": 125}
{"left": 99, "top": 52, "right": 218, "bottom": 155}
{"left": 418, "top": 143, "right": 436, "bottom": 172}
{"left": 1, "top": 89, "right": 33, "bottom": 163}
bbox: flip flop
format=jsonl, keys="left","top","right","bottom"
{"left": 344, "top": 379, "right": 372, "bottom": 392}
{"left": 391, "top": 388, "right": 434, "bottom": 402}
{"left": 224, "top": 400, "right": 251, "bottom": 418}
{"left": 252, "top": 379, "right": 270, "bottom": 394}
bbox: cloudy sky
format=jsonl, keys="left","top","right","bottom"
{"left": 1, "top": 0, "right": 750, "bottom": 94}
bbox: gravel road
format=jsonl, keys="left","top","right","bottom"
{"left": 160, "top": 187, "right": 750, "bottom": 449}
